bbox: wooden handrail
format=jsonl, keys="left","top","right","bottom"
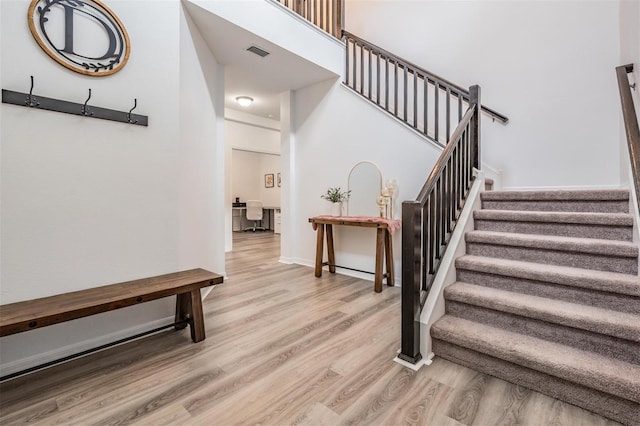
{"left": 617, "top": 64, "right": 640, "bottom": 214}
{"left": 342, "top": 31, "right": 508, "bottom": 124}
{"left": 416, "top": 107, "right": 476, "bottom": 203}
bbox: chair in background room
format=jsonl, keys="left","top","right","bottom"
{"left": 245, "top": 200, "right": 266, "bottom": 232}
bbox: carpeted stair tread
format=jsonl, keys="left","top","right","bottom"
{"left": 473, "top": 210, "right": 634, "bottom": 240}
{"left": 480, "top": 189, "right": 630, "bottom": 201}
{"left": 444, "top": 282, "right": 640, "bottom": 342}
{"left": 480, "top": 190, "right": 629, "bottom": 213}
{"left": 431, "top": 339, "right": 640, "bottom": 426}
{"left": 455, "top": 255, "right": 640, "bottom": 297}
{"left": 474, "top": 209, "right": 633, "bottom": 226}
{"left": 431, "top": 316, "right": 640, "bottom": 403}
{"left": 466, "top": 230, "right": 638, "bottom": 258}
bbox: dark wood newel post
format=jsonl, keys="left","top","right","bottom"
{"left": 470, "top": 85, "right": 481, "bottom": 170}
{"left": 399, "top": 200, "right": 422, "bottom": 364}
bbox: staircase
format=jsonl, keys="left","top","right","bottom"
{"left": 276, "top": 4, "right": 640, "bottom": 422}
{"left": 431, "top": 189, "right": 640, "bottom": 425}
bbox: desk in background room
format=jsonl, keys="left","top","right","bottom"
{"left": 232, "top": 206, "right": 281, "bottom": 233}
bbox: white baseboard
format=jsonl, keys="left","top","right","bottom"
{"left": 393, "top": 351, "right": 434, "bottom": 371}
{"left": 0, "top": 316, "right": 175, "bottom": 378}
{"left": 278, "top": 256, "right": 295, "bottom": 265}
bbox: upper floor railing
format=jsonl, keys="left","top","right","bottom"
{"left": 399, "top": 85, "right": 481, "bottom": 364}
{"left": 273, "top": 0, "right": 344, "bottom": 39}
{"left": 617, "top": 64, "right": 640, "bottom": 214}
{"left": 342, "top": 31, "right": 507, "bottom": 147}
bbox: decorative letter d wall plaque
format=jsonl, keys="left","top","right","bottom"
{"left": 28, "top": 0, "right": 131, "bottom": 76}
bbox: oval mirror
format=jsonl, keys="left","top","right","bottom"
{"left": 347, "top": 161, "right": 383, "bottom": 217}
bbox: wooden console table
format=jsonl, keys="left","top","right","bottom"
{"left": 309, "top": 216, "right": 401, "bottom": 292}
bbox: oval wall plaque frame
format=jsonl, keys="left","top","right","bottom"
{"left": 27, "top": 0, "right": 131, "bottom": 77}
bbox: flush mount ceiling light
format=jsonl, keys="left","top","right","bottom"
{"left": 236, "top": 96, "right": 254, "bottom": 107}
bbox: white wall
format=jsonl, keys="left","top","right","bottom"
{"left": 231, "top": 150, "right": 281, "bottom": 206}
{"left": 619, "top": 0, "right": 640, "bottom": 126}
{"left": 345, "top": 0, "right": 623, "bottom": 190}
{"left": 0, "top": 0, "right": 224, "bottom": 375}
{"left": 292, "top": 79, "right": 442, "bottom": 281}
{"left": 280, "top": 90, "right": 297, "bottom": 264}
{"left": 179, "top": 7, "right": 226, "bottom": 275}
{"left": 620, "top": 1, "right": 640, "bottom": 98}
{"left": 226, "top": 119, "right": 281, "bottom": 154}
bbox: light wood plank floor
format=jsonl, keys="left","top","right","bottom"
{"left": 0, "top": 232, "right": 621, "bottom": 425}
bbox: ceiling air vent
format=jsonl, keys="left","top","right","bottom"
{"left": 246, "top": 45, "right": 270, "bottom": 58}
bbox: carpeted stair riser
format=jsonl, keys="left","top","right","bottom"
{"left": 455, "top": 256, "right": 640, "bottom": 314}
{"left": 474, "top": 214, "right": 633, "bottom": 241}
{"left": 431, "top": 339, "right": 640, "bottom": 426}
{"left": 480, "top": 199, "right": 629, "bottom": 213}
{"left": 484, "top": 178, "right": 494, "bottom": 191}
{"left": 444, "top": 283, "right": 640, "bottom": 342}
{"left": 465, "top": 231, "right": 638, "bottom": 275}
{"left": 445, "top": 300, "right": 640, "bottom": 364}
{"left": 456, "top": 268, "right": 640, "bottom": 315}
{"left": 466, "top": 231, "right": 639, "bottom": 275}
{"left": 431, "top": 317, "right": 640, "bottom": 403}
{"left": 466, "top": 241, "right": 638, "bottom": 275}
{"left": 480, "top": 189, "right": 630, "bottom": 214}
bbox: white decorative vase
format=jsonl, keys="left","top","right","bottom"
{"left": 330, "top": 202, "right": 342, "bottom": 217}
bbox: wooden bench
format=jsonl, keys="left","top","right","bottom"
{"left": 0, "top": 269, "right": 223, "bottom": 343}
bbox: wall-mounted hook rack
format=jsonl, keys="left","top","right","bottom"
{"left": 2, "top": 76, "right": 148, "bottom": 126}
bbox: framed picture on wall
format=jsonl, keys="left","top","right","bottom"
{"left": 277, "top": 173, "right": 281, "bottom": 187}
{"left": 265, "top": 174, "right": 274, "bottom": 188}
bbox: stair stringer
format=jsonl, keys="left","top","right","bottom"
{"left": 629, "top": 173, "right": 640, "bottom": 249}
{"left": 415, "top": 172, "right": 485, "bottom": 365}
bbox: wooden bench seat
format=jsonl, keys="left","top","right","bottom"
{"left": 0, "top": 268, "right": 223, "bottom": 343}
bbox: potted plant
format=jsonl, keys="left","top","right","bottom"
{"left": 321, "top": 187, "right": 351, "bottom": 216}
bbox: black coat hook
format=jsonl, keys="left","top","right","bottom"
{"left": 25, "top": 75, "right": 39, "bottom": 107}
{"left": 128, "top": 98, "right": 138, "bottom": 124}
{"left": 82, "top": 89, "right": 93, "bottom": 116}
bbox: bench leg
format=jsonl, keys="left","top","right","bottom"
{"left": 175, "top": 290, "right": 206, "bottom": 343}
{"left": 188, "top": 289, "right": 206, "bottom": 343}
{"left": 175, "top": 293, "right": 190, "bottom": 330}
